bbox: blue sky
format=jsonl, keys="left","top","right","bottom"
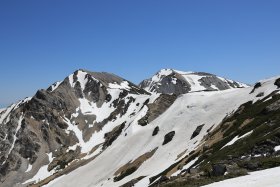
{"left": 0, "top": 0, "right": 280, "bottom": 107}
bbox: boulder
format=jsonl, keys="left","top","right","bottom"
{"left": 189, "top": 168, "right": 199, "bottom": 174}
{"left": 152, "top": 126, "right": 159, "bottom": 136}
{"left": 191, "top": 124, "right": 205, "bottom": 139}
{"left": 256, "top": 92, "right": 264, "bottom": 97}
{"left": 162, "top": 131, "right": 175, "bottom": 145}
{"left": 212, "top": 164, "right": 227, "bottom": 176}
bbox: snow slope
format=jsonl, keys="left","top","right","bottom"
{"left": 46, "top": 77, "right": 279, "bottom": 187}
{"left": 202, "top": 166, "right": 280, "bottom": 187}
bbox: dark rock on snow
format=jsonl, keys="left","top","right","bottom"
{"left": 250, "top": 82, "right": 262, "bottom": 94}
{"left": 162, "top": 131, "right": 175, "bottom": 145}
{"left": 274, "top": 78, "right": 280, "bottom": 88}
{"left": 152, "top": 126, "right": 159, "bottom": 136}
{"left": 191, "top": 124, "right": 205, "bottom": 140}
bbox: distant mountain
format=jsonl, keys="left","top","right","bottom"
{"left": 0, "top": 69, "right": 279, "bottom": 187}
{"left": 139, "top": 69, "right": 248, "bottom": 95}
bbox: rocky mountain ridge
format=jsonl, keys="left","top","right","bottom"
{"left": 139, "top": 69, "right": 248, "bottom": 95}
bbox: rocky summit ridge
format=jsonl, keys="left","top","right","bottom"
{"left": 139, "top": 68, "right": 248, "bottom": 95}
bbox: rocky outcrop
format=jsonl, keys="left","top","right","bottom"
{"left": 114, "top": 148, "right": 157, "bottom": 182}
{"left": 250, "top": 82, "right": 261, "bottom": 94}
{"left": 163, "top": 131, "right": 175, "bottom": 145}
{"left": 274, "top": 78, "right": 280, "bottom": 88}
{"left": 103, "top": 122, "right": 126, "bottom": 149}
{"left": 262, "top": 99, "right": 280, "bottom": 113}
{"left": 120, "top": 176, "right": 145, "bottom": 187}
{"left": 190, "top": 124, "right": 204, "bottom": 140}
{"left": 138, "top": 94, "right": 177, "bottom": 126}
{"left": 152, "top": 126, "right": 159, "bottom": 136}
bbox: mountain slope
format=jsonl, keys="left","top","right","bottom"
{"left": 0, "top": 69, "right": 156, "bottom": 186}
{"left": 139, "top": 69, "right": 248, "bottom": 95}
{"left": 0, "top": 69, "right": 279, "bottom": 187}
{"left": 46, "top": 76, "right": 279, "bottom": 187}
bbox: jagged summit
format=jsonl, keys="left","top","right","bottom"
{"left": 47, "top": 69, "right": 148, "bottom": 95}
{"left": 139, "top": 68, "right": 248, "bottom": 95}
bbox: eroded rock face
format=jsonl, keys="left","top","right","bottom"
{"left": 138, "top": 94, "right": 177, "bottom": 126}
{"left": 103, "top": 122, "right": 126, "bottom": 149}
{"left": 0, "top": 69, "right": 150, "bottom": 186}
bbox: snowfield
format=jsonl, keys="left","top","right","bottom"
{"left": 202, "top": 166, "right": 280, "bottom": 187}
{"left": 45, "top": 76, "right": 279, "bottom": 187}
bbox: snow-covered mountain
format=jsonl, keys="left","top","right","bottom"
{"left": 139, "top": 69, "right": 248, "bottom": 95}
{"left": 0, "top": 69, "right": 280, "bottom": 187}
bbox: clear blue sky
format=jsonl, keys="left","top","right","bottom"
{"left": 1, "top": 0, "right": 280, "bottom": 107}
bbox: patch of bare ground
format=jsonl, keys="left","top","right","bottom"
{"left": 114, "top": 148, "right": 158, "bottom": 182}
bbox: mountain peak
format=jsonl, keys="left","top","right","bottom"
{"left": 140, "top": 69, "right": 248, "bottom": 95}
{"left": 47, "top": 69, "right": 149, "bottom": 96}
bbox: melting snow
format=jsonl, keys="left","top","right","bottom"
{"left": 68, "top": 74, "right": 75, "bottom": 87}
{"left": 76, "top": 70, "right": 89, "bottom": 90}
{"left": 222, "top": 130, "right": 253, "bottom": 149}
{"left": 274, "top": 145, "right": 280, "bottom": 152}
{"left": 23, "top": 165, "right": 55, "bottom": 185}
{"left": 134, "top": 177, "right": 150, "bottom": 187}
{"left": 172, "top": 157, "right": 199, "bottom": 176}
{"left": 108, "top": 81, "right": 131, "bottom": 90}
{"left": 25, "top": 164, "right": 33, "bottom": 173}
{"left": 78, "top": 89, "right": 121, "bottom": 123}
{"left": 171, "top": 77, "right": 177, "bottom": 84}
{"left": 151, "top": 69, "right": 173, "bottom": 82}
{"left": 3, "top": 115, "right": 24, "bottom": 164}
{"left": 181, "top": 74, "right": 206, "bottom": 92}
{"left": 50, "top": 81, "right": 62, "bottom": 92}
{"left": 0, "top": 105, "right": 14, "bottom": 124}
{"left": 0, "top": 97, "right": 31, "bottom": 124}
